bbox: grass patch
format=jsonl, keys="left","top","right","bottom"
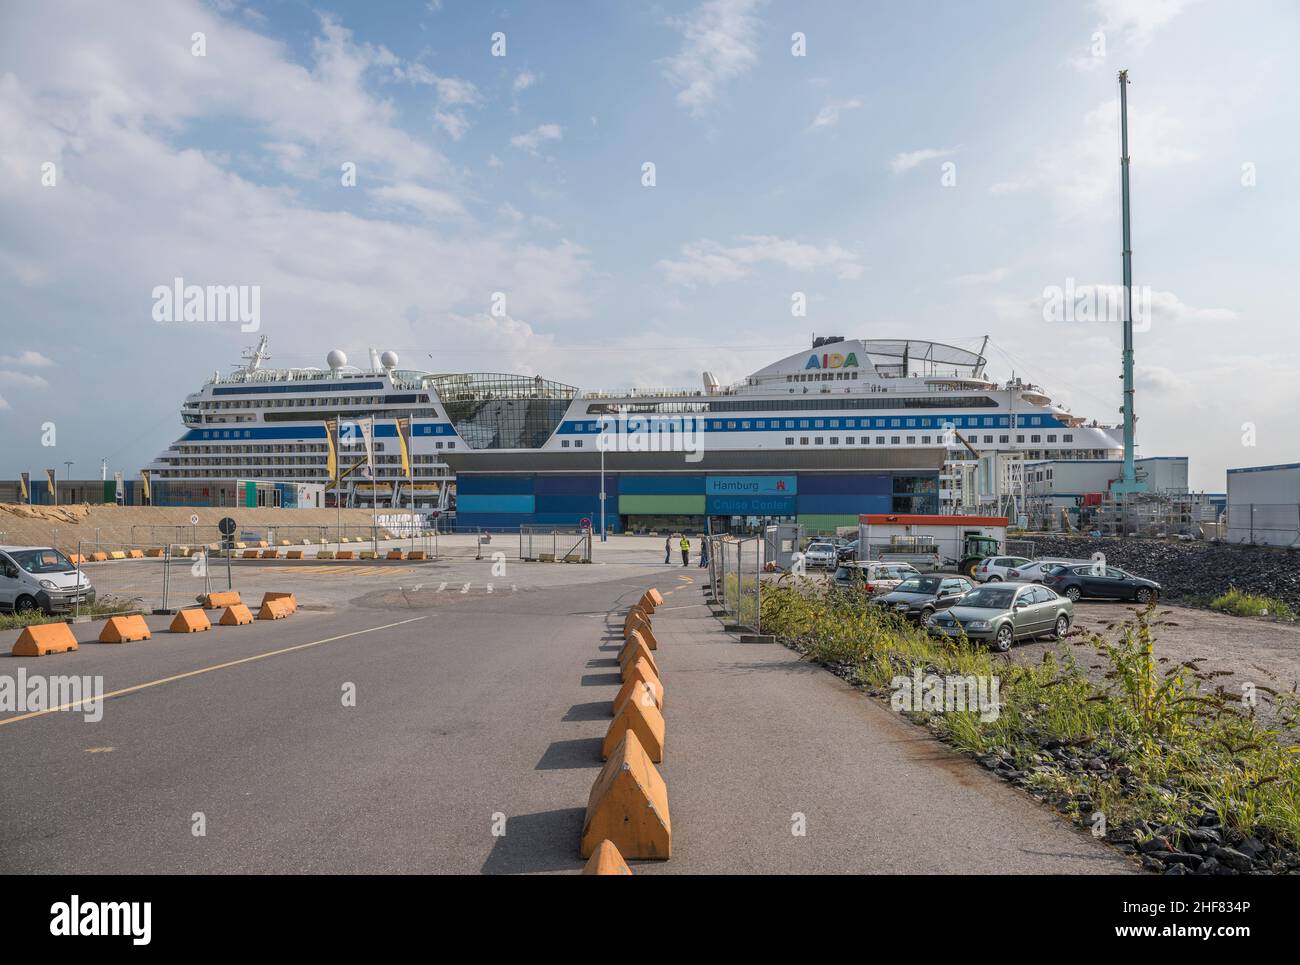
{"left": 1208, "top": 587, "right": 1297, "bottom": 621}
{"left": 0, "top": 596, "right": 145, "bottom": 631}
{"left": 760, "top": 578, "right": 1300, "bottom": 864}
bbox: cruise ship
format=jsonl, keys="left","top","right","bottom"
{"left": 147, "top": 335, "right": 1124, "bottom": 532}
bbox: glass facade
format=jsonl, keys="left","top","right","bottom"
{"left": 429, "top": 373, "right": 577, "bottom": 449}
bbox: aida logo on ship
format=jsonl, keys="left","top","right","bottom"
{"left": 805, "top": 351, "right": 859, "bottom": 370}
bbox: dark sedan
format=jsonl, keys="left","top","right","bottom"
{"left": 872, "top": 574, "right": 974, "bottom": 623}
{"left": 1042, "top": 564, "right": 1160, "bottom": 603}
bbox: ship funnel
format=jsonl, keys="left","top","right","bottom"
{"left": 368, "top": 348, "right": 382, "bottom": 374}
{"left": 702, "top": 371, "right": 720, "bottom": 395}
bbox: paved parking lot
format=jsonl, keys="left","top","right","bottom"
{"left": 0, "top": 538, "right": 1288, "bottom": 874}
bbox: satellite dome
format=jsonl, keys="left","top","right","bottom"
{"left": 326, "top": 349, "right": 347, "bottom": 370}
{"left": 379, "top": 350, "right": 399, "bottom": 370}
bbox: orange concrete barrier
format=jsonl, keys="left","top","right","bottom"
{"left": 256, "top": 540, "right": 268, "bottom": 548}
{"left": 359, "top": 550, "right": 378, "bottom": 560}
{"left": 638, "top": 591, "right": 659, "bottom": 615}
{"left": 581, "top": 730, "right": 670, "bottom": 860}
{"left": 622, "top": 606, "right": 650, "bottom": 638}
{"left": 406, "top": 550, "right": 427, "bottom": 560}
{"left": 613, "top": 674, "right": 663, "bottom": 718}
{"left": 582, "top": 839, "right": 633, "bottom": 875}
{"left": 144, "top": 548, "right": 165, "bottom": 557}
{"left": 260, "top": 549, "right": 279, "bottom": 559}
{"left": 170, "top": 609, "right": 211, "bottom": 633}
{"left": 126, "top": 549, "right": 144, "bottom": 559}
{"left": 646, "top": 588, "right": 664, "bottom": 607}
{"left": 336, "top": 551, "right": 354, "bottom": 560}
{"left": 257, "top": 599, "right": 290, "bottom": 620}
{"left": 603, "top": 688, "right": 666, "bottom": 763}
{"left": 315, "top": 550, "right": 335, "bottom": 560}
{"left": 108, "top": 551, "right": 126, "bottom": 560}
{"left": 286, "top": 550, "right": 304, "bottom": 559}
{"left": 89, "top": 552, "right": 108, "bottom": 562}
{"left": 619, "top": 631, "right": 659, "bottom": 678}
{"left": 219, "top": 604, "right": 254, "bottom": 626}
{"left": 261, "top": 592, "right": 297, "bottom": 614}
{"left": 621, "top": 657, "right": 662, "bottom": 700}
{"left": 386, "top": 550, "right": 404, "bottom": 560}
{"left": 624, "top": 620, "right": 657, "bottom": 651}
{"left": 99, "top": 615, "right": 151, "bottom": 643}
{"left": 202, "top": 591, "right": 241, "bottom": 609}
{"left": 12, "top": 623, "right": 79, "bottom": 656}
{"left": 66, "top": 554, "right": 84, "bottom": 565}
{"left": 242, "top": 550, "right": 260, "bottom": 559}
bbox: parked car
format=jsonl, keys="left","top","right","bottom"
{"left": 928, "top": 582, "right": 1072, "bottom": 652}
{"left": 1043, "top": 564, "right": 1161, "bottom": 603}
{"left": 872, "top": 574, "right": 974, "bottom": 623}
{"left": 836, "top": 539, "right": 861, "bottom": 562}
{"left": 974, "top": 556, "right": 1033, "bottom": 583}
{"left": 1005, "top": 559, "right": 1084, "bottom": 583}
{"left": 0, "top": 545, "right": 96, "bottom": 615}
{"left": 833, "top": 560, "right": 920, "bottom": 595}
{"left": 801, "top": 541, "right": 840, "bottom": 568}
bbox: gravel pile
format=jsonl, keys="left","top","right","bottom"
{"left": 1023, "top": 536, "right": 1300, "bottom": 613}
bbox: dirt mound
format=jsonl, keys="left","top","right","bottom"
{"left": 0, "top": 503, "right": 93, "bottom": 524}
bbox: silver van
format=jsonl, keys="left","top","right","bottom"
{"left": 0, "top": 545, "right": 96, "bottom": 615}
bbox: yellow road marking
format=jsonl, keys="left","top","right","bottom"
{"left": 0, "top": 616, "right": 428, "bottom": 727}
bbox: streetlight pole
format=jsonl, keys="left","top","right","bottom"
{"left": 599, "top": 446, "right": 607, "bottom": 542}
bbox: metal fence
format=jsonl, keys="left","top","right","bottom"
{"left": 705, "top": 534, "right": 762, "bottom": 633}
{"left": 519, "top": 526, "right": 593, "bottom": 563}
{"left": 66, "top": 540, "right": 235, "bottom": 620}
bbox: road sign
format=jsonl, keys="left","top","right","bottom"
{"left": 190, "top": 514, "right": 200, "bottom": 526}
{"left": 218, "top": 517, "right": 237, "bottom": 537}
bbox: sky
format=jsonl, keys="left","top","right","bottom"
{"left": 1, "top": 0, "right": 1297, "bottom": 491}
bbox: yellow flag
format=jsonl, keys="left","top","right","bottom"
{"left": 140, "top": 469, "right": 151, "bottom": 502}
{"left": 324, "top": 420, "right": 338, "bottom": 481}
{"left": 395, "top": 418, "right": 411, "bottom": 478}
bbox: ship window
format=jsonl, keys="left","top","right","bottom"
{"left": 876, "top": 436, "right": 885, "bottom": 445}
{"left": 1016, "top": 435, "right": 1025, "bottom": 443}
{"left": 1000, "top": 435, "right": 1009, "bottom": 443}
{"left": 921, "top": 436, "right": 930, "bottom": 444}
{"left": 575, "top": 440, "right": 583, "bottom": 447}
{"left": 785, "top": 437, "right": 794, "bottom": 445}
{"left": 815, "top": 436, "right": 824, "bottom": 445}
{"left": 891, "top": 436, "right": 900, "bottom": 445}
{"left": 846, "top": 436, "right": 855, "bottom": 444}
{"left": 1064, "top": 433, "right": 1073, "bottom": 442}
{"left": 984, "top": 435, "right": 993, "bottom": 443}
{"left": 1047, "top": 434, "right": 1057, "bottom": 442}
{"left": 562, "top": 440, "right": 570, "bottom": 447}
{"left": 800, "top": 437, "right": 809, "bottom": 445}
{"left": 1031, "top": 435, "right": 1041, "bottom": 443}
{"left": 906, "top": 436, "right": 916, "bottom": 444}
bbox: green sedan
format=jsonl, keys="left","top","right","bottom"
{"left": 926, "top": 582, "right": 1072, "bottom": 653}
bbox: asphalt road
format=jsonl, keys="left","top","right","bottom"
{"left": 0, "top": 549, "right": 1136, "bottom": 874}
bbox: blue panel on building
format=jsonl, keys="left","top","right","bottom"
{"left": 533, "top": 512, "right": 594, "bottom": 526}
{"left": 705, "top": 494, "right": 796, "bottom": 516}
{"left": 533, "top": 474, "right": 617, "bottom": 496}
{"left": 796, "top": 494, "right": 890, "bottom": 515}
{"left": 797, "top": 473, "right": 893, "bottom": 496}
{"left": 456, "top": 494, "right": 536, "bottom": 513}
{"left": 453, "top": 512, "right": 536, "bottom": 530}
{"left": 705, "top": 475, "right": 796, "bottom": 497}
{"left": 617, "top": 475, "right": 706, "bottom": 495}
{"left": 535, "top": 493, "right": 601, "bottom": 514}
{"left": 455, "top": 475, "right": 536, "bottom": 495}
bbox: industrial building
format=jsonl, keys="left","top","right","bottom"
{"left": 1226, "top": 462, "right": 1300, "bottom": 547}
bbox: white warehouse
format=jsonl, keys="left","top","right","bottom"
{"left": 1226, "top": 462, "right": 1300, "bottom": 547}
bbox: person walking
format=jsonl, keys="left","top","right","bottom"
{"left": 664, "top": 534, "right": 672, "bottom": 564}
{"left": 679, "top": 534, "right": 690, "bottom": 566}
{"left": 698, "top": 538, "right": 709, "bottom": 568}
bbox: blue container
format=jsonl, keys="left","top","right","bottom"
{"left": 533, "top": 512, "right": 593, "bottom": 526}
{"left": 535, "top": 474, "right": 599, "bottom": 495}
{"left": 616, "top": 475, "right": 706, "bottom": 495}
{"left": 456, "top": 494, "right": 536, "bottom": 514}
{"left": 455, "top": 474, "right": 536, "bottom": 495}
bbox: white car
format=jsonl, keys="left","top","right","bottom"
{"left": 1005, "top": 559, "right": 1085, "bottom": 583}
{"left": 0, "top": 545, "right": 96, "bottom": 615}
{"left": 801, "top": 541, "right": 839, "bottom": 568}
{"left": 974, "top": 556, "right": 1033, "bottom": 583}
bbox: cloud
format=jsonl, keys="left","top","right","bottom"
{"left": 950, "top": 268, "right": 1009, "bottom": 286}
{"left": 661, "top": 0, "right": 763, "bottom": 117}
{"left": 0, "top": 395, "right": 9, "bottom": 411}
{"left": 809, "top": 97, "right": 862, "bottom": 130}
{"left": 434, "top": 110, "right": 470, "bottom": 141}
{"left": 0, "top": 370, "right": 50, "bottom": 389}
{"left": 890, "top": 146, "right": 958, "bottom": 174}
{"left": 368, "top": 183, "right": 466, "bottom": 220}
{"left": 0, "top": 350, "right": 54, "bottom": 367}
{"left": 657, "top": 235, "right": 862, "bottom": 287}
{"left": 513, "top": 71, "right": 538, "bottom": 93}
{"left": 510, "top": 123, "right": 562, "bottom": 155}
{"left": 1095, "top": 0, "right": 1195, "bottom": 51}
